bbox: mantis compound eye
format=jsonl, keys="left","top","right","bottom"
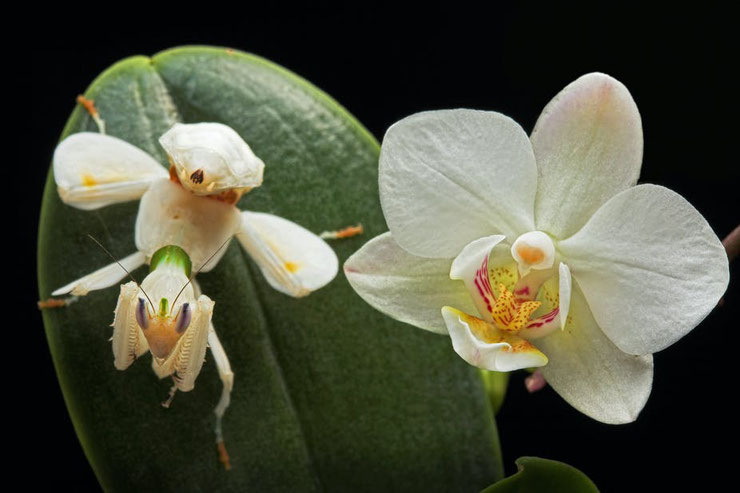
{"left": 136, "top": 297, "right": 149, "bottom": 330}
{"left": 175, "top": 303, "right": 191, "bottom": 334}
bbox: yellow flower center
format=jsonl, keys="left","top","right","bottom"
{"left": 491, "top": 283, "right": 541, "bottom": 333}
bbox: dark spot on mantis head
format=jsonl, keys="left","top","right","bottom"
{"left": 190, "top": 169, "right": 205, "bottom": 184}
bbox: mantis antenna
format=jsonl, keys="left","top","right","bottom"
{"left": 86, "top": 234, "right": 156, "bottom": 311}
{"left": 170, "top": 235, "right": 234, "bottom": 312}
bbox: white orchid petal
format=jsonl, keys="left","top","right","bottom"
{"left": 53, "top": 132, "right": 168, "bottom": 210}
{"left": 559, "top": 262, "right": 572, "bottom": 331}
{"left": 135, "top": 179, "right": 241, "bottom": 272}
{"left": 52, "top": 251, "right": 146, "bottom": 296}
{"left": 538, "top": 283, "right": 653, "bottom": 424}
{"left": 442, "top": 307, "right": 548, "bottom": 371}
{"left": 449, "top": 235, "right": 506, "bottom": 321}
{"left": 237, "top": 211, "right": 338, "bottom": 298}
{"left": 159, "top": 122, "right": 264, "bottom": 195}
{"left": 379, "top": 109, "right": 537, "bottom": 258}
{"left": 532, "top": 73, "right": 643, "bottom": 239}
{"left": 344, "top": 232, "right": 473, "bottom": 334}
{"left": 559, "top": 184, "right": 729, "bottom": 355}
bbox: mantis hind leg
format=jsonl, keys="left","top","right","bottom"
{"left": 208, "top": 324, "right": 234, "bottom": 470}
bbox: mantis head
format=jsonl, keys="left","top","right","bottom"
{"left": 135, "top": 296, "right": 192, "bottom": 359}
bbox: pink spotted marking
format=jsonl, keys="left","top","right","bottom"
{"left": 473, "top": 255, "right": 494, "bottom": 313}
{"left": 525, "top": 307, "right": 559, "bottom": 329}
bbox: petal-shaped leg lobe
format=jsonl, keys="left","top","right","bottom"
{"left": 559, "top": 184, "right": 729, "bottom": 355}
{"left": 54, "top": 132, "right": 168, "bottom": 210}
{"left": 442, "top": 307, "right": 548, "bottom": 371}
{"left": 52, "top": 251, "right": 146, "bottom": 296}
{"left": 237, "top": 211, "right": 338, "bottom": 297}
{"left": 345, "top": 232, "right": 474, "bottom": 334}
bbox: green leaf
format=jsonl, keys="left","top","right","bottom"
{"left": 38, "top": 46, "right": 503, "bottom": 491}
{"left": 482, "top": 457, "right": 599, "bottom": 493}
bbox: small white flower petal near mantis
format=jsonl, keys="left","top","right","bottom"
{"left": 53, "top": 132, "right": 168, "bottom": 210}
{"left": 237, "top": 211, "right": 339, "bottom": 297}
{"left": 345, "top": 72, "right": 729, "bottom": 423}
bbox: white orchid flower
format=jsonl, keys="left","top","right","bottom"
{"left": 50, "top": 122, "right": 338, "bottom": 463}
{"left": 345, "top": 73, "right": 729, "bottom": 424}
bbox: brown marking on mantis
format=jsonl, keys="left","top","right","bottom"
{"left": 319, "top": 223, "right": 364, "bottom": 240}
{"left": 37, "top": 297, "right": 74, "bottom": 309}
{"left": 217, "top": 440, "right": 231, "bottom": 470}
{"left": 76, "top": 95, "right": 106, "bottom": 133}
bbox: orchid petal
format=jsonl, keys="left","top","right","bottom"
{"left": 442, "top": 306, "right": 548, "bottom": 371}
{"left": 558, "top": 262, "right": 572, "bottom": 331}
{"left": 379, "top": 109, "right": 537, "bottom": 258}
{"left": 532, "top": 73, "right": 643, "bottom": 239}
{"left": 237, "top": 211, "right": 338, "bottom": 298}
{"left": 345, "top": 232, "right": 474, "bottom": 334}
{"left": 52, "top": 251, "right": 146, "bottom": 296}
{"left": 559, "top": 184, "right": 729, "bottom": 355}
{"left": 517, "top": 263, "right": 570, "bottom": 339}
{"left": 53, "top": 132, "right": 168, "bottom": 210}
{"left": 537, "top": 281, "right": 653, "bottom": 424}
{"left": 450, "top": 235, "right": 506, "bottom": 321}
{"left": 135, "top": 179, "right": 241, "bottom": 272}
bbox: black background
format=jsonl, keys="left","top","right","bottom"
{"left": 22, "top": 5, "right": 737, "bottom": 492}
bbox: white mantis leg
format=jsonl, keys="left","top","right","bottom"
{"left": 53, "top": 251, "right": 146, "bottom": 296}
{"left": 192, "top": 280, "right": 234, "bottom": 468}
{"left": 208, "top": 324, "right": 234, "bottom": 469}
{"left": 53, "top": 133, "right": 168, "bottom": 210}
{"left": 236, "top": 211, "right": 338, "bottom": 297}
{"left": 208, "top": 326, "right": 234, "bottom": 443}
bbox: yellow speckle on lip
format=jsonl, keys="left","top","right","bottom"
{"left": 81, "top": 174, "right": 97, "bottom": 187}
{"left": 284, "top": 261, "right": 299, "bottom": 273}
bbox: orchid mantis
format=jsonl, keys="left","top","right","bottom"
{"left": 51, "top": 121, "right": 339, "bottom": 466}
